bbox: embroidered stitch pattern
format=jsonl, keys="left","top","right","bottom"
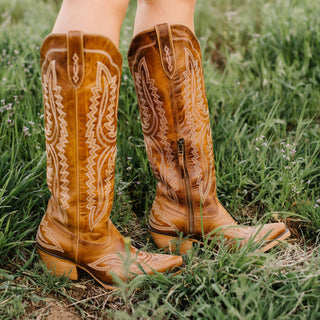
{"left": 72, "top": 53, "right": 79, "bottom": 83}
{"left": 88, "top": 254, "right": 124, "bottom": 272}
{"left": 88, "top": 250, "right": 174, "bottom": 273}
{"left": 134, "top": 57, "right": 179, "bottom": 204}
{"left": 183, "top": 47, "right": 214, "bottom": 204}
{"left": 86, "top": 61, "right": 118, "bottom": 232}
{"left": 43, "top": 60, "right": 70, "bottom": 225}
{"left": 37, "top": 220, "right": 64, "bottom": 253}
{"left": 150, "top": 197, "right": 180, "bottom": 232}
{"left": 164, "top": 45, "right": 173, "bottom": 72}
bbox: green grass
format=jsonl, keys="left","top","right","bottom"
{"left": 0, "top": 0, "right": 320, "bottom": 318}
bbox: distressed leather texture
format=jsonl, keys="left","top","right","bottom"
{"left": 128, "top": 24, "right": 287, "bottom": 245}
{"left": 36, "top": 31, "right": 182, "bottom": 283}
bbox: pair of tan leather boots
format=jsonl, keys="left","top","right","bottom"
{"left": 36, "top": 23, "right": 290, "bottom": 289}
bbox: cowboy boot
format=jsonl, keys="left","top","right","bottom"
{"left": 36, "top": 31, "right": 183, "bottom": 289}
{"left": 127, "top": 23, "right": 290, "bottom": 254}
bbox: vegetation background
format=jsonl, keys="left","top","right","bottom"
{"left": 0, "top": 0, "right": 319, "bottom": 318}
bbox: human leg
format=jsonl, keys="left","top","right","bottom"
{"left": 134, "top": 0, "right": 196, "bottom": 35}
{"left": 52, "top": 0, "right": 130, "bottom": 47}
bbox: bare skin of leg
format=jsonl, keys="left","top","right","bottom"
{"left": 134, "top": 0, "right": 197, "bottom": 36}
{"left": 52, "top": 0, "right": 130, "bottom": 48}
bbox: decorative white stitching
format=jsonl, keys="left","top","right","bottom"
{"left": 134, "top": 57, "right": 179, "bottom": 203}
{"left": 88, "top": 250, "right": 173, "bottom": 273}
{"left": 149, "top": 197, "right": 179, "bottom": 232}
{"left": 183, "top": 47, "right": 214, "bottom": 204}
{"left": 164, "top": 45, "right": 173, "bottom": 72}
{"left": 72, "top": 53, "right": 80, "bottom": 83}
{"left": 43, "top": 60, "right": 69, "bottom": 225}
{"left": 88, "top": 254, "right": 123, "bottom": 272}
{"left": 37, "top": 220, "right": 64, "bottom": 253}
{"left": 85, "top": 61, "right": 118, "bottom": 232}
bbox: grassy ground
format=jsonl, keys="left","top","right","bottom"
{"left": 0, "top": 0, "right": 320, "bottom": 318}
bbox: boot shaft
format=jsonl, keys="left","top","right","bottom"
{"left": 40, "top": 32, "right": 122, "bottom": 241}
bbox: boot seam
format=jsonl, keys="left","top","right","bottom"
{"left": 75, "top": 89, "right": 80, "bottom": 264}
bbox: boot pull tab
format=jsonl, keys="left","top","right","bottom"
{"left": 155, "top": 23, "right": 176, "bottom": 79}
{"left": 67, "top": 31, "right": 84, "bottom": 89}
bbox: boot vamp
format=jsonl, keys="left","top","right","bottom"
{"left": 78, "top": 223, "right": 183, "bottom": 283}
{"left": 80, "top": 241, "right": 183, "bottom": 284}
{"left": 215, "top": 222, "right": 287, "bottom": 245}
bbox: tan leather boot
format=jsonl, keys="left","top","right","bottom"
{"left": 36, "top": 31, "right": 183, "bottom": 289}
{"left": 128, "top": 23, "right": 290, "bottom": 254}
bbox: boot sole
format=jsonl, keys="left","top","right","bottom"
{"left": 150, "top": 228, "right": 291, "bottom": 255}
{"left": 256, "top": 228, "right": 291, "bottom": 252}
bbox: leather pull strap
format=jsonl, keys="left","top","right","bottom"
{"left": 67, "top": 31, "right": 84, "bottom": 88}
{"left": 155, "top": 23, "right": 176, "bottom": 79}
